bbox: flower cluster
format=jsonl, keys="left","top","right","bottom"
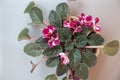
{"left": 79, "top": 13, "right": 101, "bottom": 32}
{"left": 42, "top": 25, "right": 60, "bottom": 48}
{"left": 57, "top": 52, "right": 69, "bottom": 65}
{"left": 63, "top": 20, "right": 82, "bottom": 34}
{"left": 63, "top": 13, "right": 101, "bottom": 34}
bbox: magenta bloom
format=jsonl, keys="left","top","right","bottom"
{"left": 93, "top": 17, "right": 101, "bottom": 32}
{"left": 79, "top": 13, "right": 93, "bottom": 27}
{"left": 63, "top": 21, "right": 69, "bottom": 28}
{"left": 42, "top": 25, "right": 56, "bottom": 38}
{"left": 42, "top": 25, "right": 60, "bottom": 48}
{"left": 73, "top": 25, "right": 82, "bottom": 33}
{"left": 63, "top": 20, "right": 82, "bottom": 34}
{"left": 47, "top": 34, "right": 60, "bottom": 48}
{"left": 57, "top": 52, "right": 69, "bottom": 65}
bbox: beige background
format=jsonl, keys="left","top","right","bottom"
{"left": 0, "top": 0, "right": 120, "bottom": 80}
{"left": 71, "top": 0, "right": 120, "bottom": 80}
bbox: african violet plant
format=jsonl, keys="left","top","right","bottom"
{"left": 18, "top": 1, "right": 119, "bottom": 80}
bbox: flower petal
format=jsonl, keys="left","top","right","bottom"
{"left": 94, "top": 25, "right": 101, "bottom": 32}
{"left": 94, "top": 17, "right": 99, "bottom": 24}
{"left": 86, "top": 15, "right": 92, "bottom": 21}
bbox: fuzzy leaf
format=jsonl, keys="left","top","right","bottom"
{"left": 87, "top": 33, "right": 104, "bottom": 46}
{"left": 65, "top": 40, "right": 74, "bottom": 50}
{"left": 62, "top": 77, "right": 73, "bottom": 80}
{"left": 43, "top": 46, "right": 63, "bottom": 57}
{"left": 30, "top": 7, "right": 43, "bottom": 24}
{"left": 68, "top": 49, "right": 81, "bottom": 70}
{"left": 45, "top": 74, "right": 58, "bottom": 80}
{"left": 18, "top": 28, "right": 30, "bottom": 41}
{"left": 24, "top": 1, "right": 35, "bottom": 13}
{"left": 56, "top": 3, "right": 68, "bottom": 20}
{"left": 103, "top": 40, "right": 119, "bottom": 56}
{"left": 58, "top": 28, "right": 72, "bottom": 42}
{"left": 75, "top": 63, "right": 88, "bottom": 80}
{"left": 46, "top": 56, "right": 59, "bottom": 67}
{"left": 75, "top": 33, "right": 87, "bottom": 48}
{"left": 56, "top": 62, "right": 68, "bottom": 76}
{"left": 81, "top": 26, "right": 92, "bottom": 35}
{"left": 49, "top": 10, "right": 62, "bottom": 28}
{"left": 24, "top": 43, "right": 42, "bottom": 57}
{"left": 62, "top": 77, "right": 67, "bottom": 80}
{"left": 35, "top": 37, "right": 48, "bottom": 49}
{"left": 82, "top": 50, "right": 97, "bottom": 67}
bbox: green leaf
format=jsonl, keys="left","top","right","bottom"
{"left": 56, "top": 3, "right": 68, "bottom": 20}
{"left": 82, "top": 50, "right": 97, "bottom": 67}
{"left": 62, "top": 77, "right": 66, "bottom": 80}
{"left": 30, "top": 7, "right": 43, "bottom": 24}
{"left": 75, "top": 63, "right": 88, "bottom": 80}
{"left": 103, "top": 40, "right": 119, "bottom": 56}
{"left": 68, "top": 49, "right": 81, "bottom": 70}
{"left": 43, "top": 46, "right": 63, "bottom": 57}
{"left": 45, "top": 74, "right": 58, "bottom": 80}
{"left": 58, "top": 28, "right": 72, "bottom": 42}
{"left": 75, "top": 33, "right": 87, "bottom": 48}
{"left": 62, "top": 77, "right": 73, "bottom": 80}
{"left": 24, "top": 1, "right": 35, "bottom": 13}
{"left": 81, "top": 26, "right": 92, "bottom": 35}
{"left": 46, "top": 56, "right": 59, "bottom": 67}
{"left": 35, "top": 37, "right": 48, "bottom": 49}
{"left": 65, "top": 40, "right": 74, "bottom": 50}
{"left": 49, "top": 10, "right": 62, "bottom": 28}
{"left": 87, "top": 33, "right": 104, "bottom": 46}
{"left": 56, "top": 62, "right": 68, "bottom": 76}
{"left": 24, "top": 43, "right": 42, "bottom": 57}
{"left": 18, "top": 28, "right": 30, "bottom": 41}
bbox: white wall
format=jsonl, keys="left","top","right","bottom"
{"left": 0, "top": 0, "right": 120, "bottom": 80}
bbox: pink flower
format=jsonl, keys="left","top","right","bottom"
{"left": 69, "top": 20, "right": 76, "bottom": 28}
{"left": 73, "top": 25, "right": 82, "bottom": 33}
{"left": 79, "top": 13, "right": 93, "bottom": 27}
{"left": 92, "top": 17, "right": 101, "bottom": 32}
{"left": 63, "top": 20, "right": 82, "bottom": 34}
{"left": 47, "top": 34, "right": 60, "bottom": 48}
{"left": 42, "top": 25, "right": 60, "bottom": 48}
{"left": 63, "top": 20, "right": 75, "bottom": 28}
{"left": 63, "top": 21, "right": 69, "bottom": 28}
{"left": 42, "top": 28, "right": 50, "bottom": 38}
{"left": 57, "top": 52, "right": 69, "bottom": 65}
{"left": 42, "top": 25, "right": 56, "bottom": 38}
{"left": 47, "top": 25, "right": 56, "bottom": 32}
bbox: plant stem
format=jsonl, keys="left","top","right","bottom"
{"left": 25, "top": 38, "right": 37, "bottom": 41}
{"left": 66, "top": 68, "right": 72, "bottom": 79}
{"left": 30, "top": 56, "right": 48, "bottom": 73}
{"left": 85, "top": 46, "right": 104, "bottom": 48}
{"left": 43, "top": 20, "right": 49, "bottom": 26}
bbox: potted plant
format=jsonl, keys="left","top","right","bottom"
{"left": 18, "top": 1, "right": 119, "bottom": 80}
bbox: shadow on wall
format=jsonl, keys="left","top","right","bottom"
{"left": 89, "top": 52, "right": 106, "bottom": 80}
{"left": 70, "top": 0, "right": 84, "bottom": 16}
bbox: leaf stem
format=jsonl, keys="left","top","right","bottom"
{"left": 25, "top": 38, "right": 37, "bottom": 41}
{"left": 30, "top": 56, "right": 48, "bottom": 73}
{"left": 42, "top": 20, "right": 49, "bottom": 26}
{"left": 85, "top": 46, "right": 104, "bottom": 48}
{"left": 66, "top": 68, "right": 72, "bottom": 79}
